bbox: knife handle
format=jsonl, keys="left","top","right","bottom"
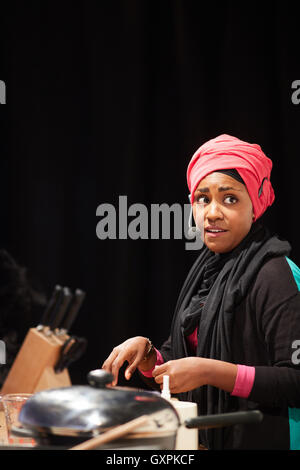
{"left": 60, "top": 289, "right": 86, "bottom": 332}
{"left": 37, "top": 285, "right": 63, "bottom": 329}
{"left": 50, "top": 287, "right": 73, "bottom": 331}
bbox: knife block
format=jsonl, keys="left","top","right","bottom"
{"left": 1, "top": 327, "right": 72, "bottom": 394}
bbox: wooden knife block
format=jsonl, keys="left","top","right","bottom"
{"left": 1, "top": 328, "right": 71, "bottom": 394}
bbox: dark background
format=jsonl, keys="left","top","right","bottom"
{"left": 0, "top": 1, "right": 299, "bottom": 386}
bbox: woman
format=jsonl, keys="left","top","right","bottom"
{"left": 102, "top": 134, "right": 300, "bottom": 450}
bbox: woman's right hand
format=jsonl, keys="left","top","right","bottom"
{"left": 101, "top": 336, "right": 156, "bottom": 386}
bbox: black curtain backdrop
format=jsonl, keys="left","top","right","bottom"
{"left": 0, "top": 1, "right": 299, "bottom": 386}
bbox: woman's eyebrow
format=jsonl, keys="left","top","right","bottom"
{"left": 195, "top": 186, "right": 243, "bottom": 193}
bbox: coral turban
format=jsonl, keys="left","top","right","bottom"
{"left": 187, "top": 134, "right": 275, "bottom": 221}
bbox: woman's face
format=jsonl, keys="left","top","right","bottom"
{"left": 192, "top": 172, "right": 254, "bottom": 253}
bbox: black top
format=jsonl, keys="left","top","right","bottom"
{"left": 140, "top": 224, "right": 300, "bottom": 449}
{"left": 148, "top": 256, "right": 300, "bottom": 449}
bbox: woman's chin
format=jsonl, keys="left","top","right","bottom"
{"left": 205, "top": 239, "right": 232, "bottom": 254}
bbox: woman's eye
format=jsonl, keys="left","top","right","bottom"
{"left": 224, "top": 195, "right": 238, "bottom": 204}
{"left": 195, "top": 196, "right": 208, "bottom": 204}
{"left": 194, "top": 195, "right": 238, "bottom": 205}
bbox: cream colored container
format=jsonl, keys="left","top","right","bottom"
{"left": 160, "top": 375, "right": 198, "bottom": 450}
{"left": 171, "top": 400, "right": 198, "bottom": 450}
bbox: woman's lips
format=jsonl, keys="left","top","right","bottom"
{"left": 205, "top": 228, "right": 228, "bottom": 238}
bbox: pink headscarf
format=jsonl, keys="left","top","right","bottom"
{"left": 186, "top": 134, "right": 275, "bottom": 221}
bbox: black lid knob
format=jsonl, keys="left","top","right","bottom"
{"left": 87, "top": 369, "right": 114, "bottom": 388}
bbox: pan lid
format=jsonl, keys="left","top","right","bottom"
{"left": 18, "top": 370, "right": 179, "bottom": 437}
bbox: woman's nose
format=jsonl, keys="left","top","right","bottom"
{"left": 206, "top": 201, "right": 223, "bottom": 219}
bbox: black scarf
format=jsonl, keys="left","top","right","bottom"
{"left": 170, "top": 221, "right": 291, "bottom": 449}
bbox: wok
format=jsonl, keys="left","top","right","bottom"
{"left": 12, "top": 369, "right": 263, "bottom": 449}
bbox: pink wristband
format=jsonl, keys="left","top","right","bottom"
{"left": 138, "top": 348, "right": 164, "bottom": 377}
{"left": 231, "top": 364, "right": 255, "bottom": 398}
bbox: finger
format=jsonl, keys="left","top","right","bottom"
{"left": 111, "top": 357, "right": 126, "bottom": 386}
{"left": 111, "top": 348, "right": 135, "bottom": 385}
{"left": 169, "top": 384, "right": 184, "bottom": 394}
{"left": 125, "top": 349, "right": 146, "bottom": 380}
{"left": 101, "top": 348, "right": 119, "bottom": 372}
{"left": 153, "top": 372, "right": 165, "bottom": 385}
{"left": 124, "top": 362, "right": 137, "bottom": 380}
{"left": 152, "top": 363, "right": 167, "bottom": 377}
